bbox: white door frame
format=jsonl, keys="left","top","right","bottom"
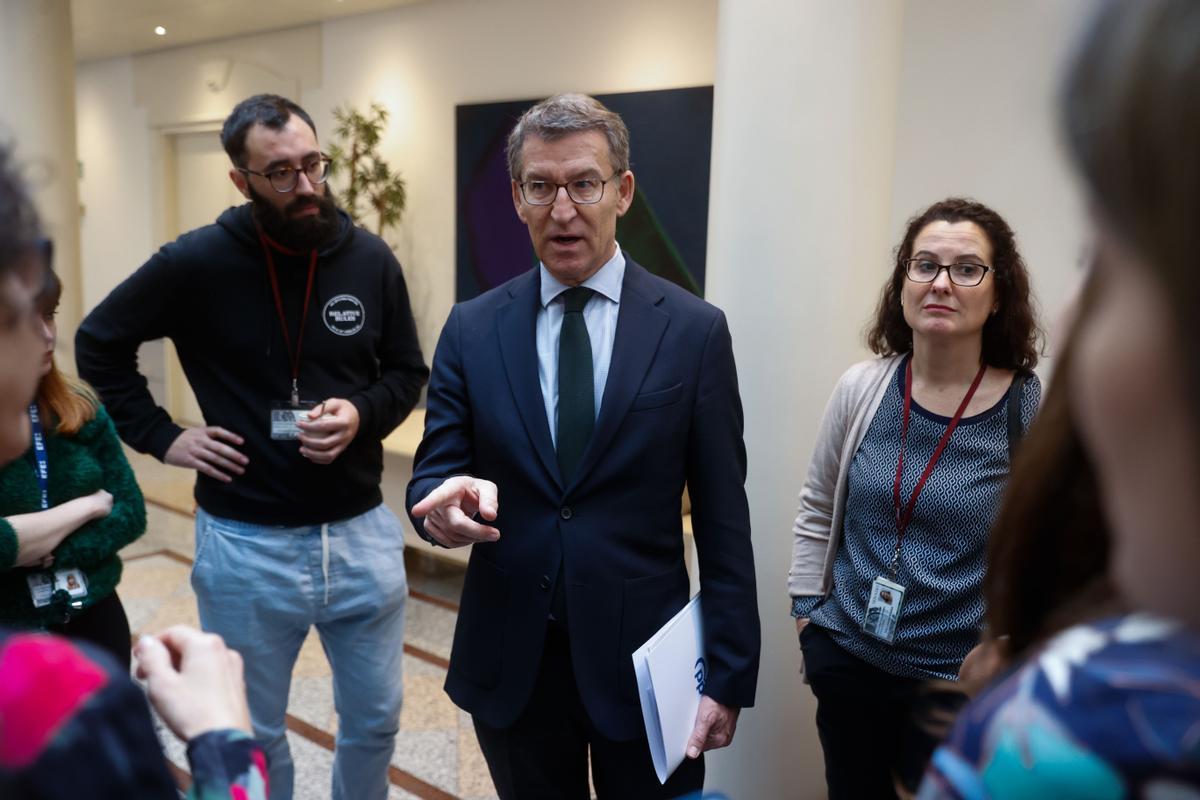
{"left": 153, "top": 121, "right": 226, "bottom": 427}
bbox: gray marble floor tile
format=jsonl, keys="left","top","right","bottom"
{"left": 404, "top": 595, "right": 456, "bottom": 660}
{"left": 392, "top": 729, "right": 458, "bottom": 793}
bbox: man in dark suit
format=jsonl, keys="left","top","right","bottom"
{"left": 407, "top": 93, "right": 759, "bottom": 798}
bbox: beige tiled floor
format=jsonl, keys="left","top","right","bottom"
{"left": 121, "top": 453, "right": 498, "bottom": 800}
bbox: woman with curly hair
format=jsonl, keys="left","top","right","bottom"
{"left": 788, "top": 197, "right": 1042, "bottom": 798}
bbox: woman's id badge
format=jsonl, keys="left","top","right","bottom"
{"left": 270, "top": 400, "right": 319, "bottom": 440}
{"left": 862, "top": 575, "right": 906, "bottom": 644}
{"left": 26, "top": 568, "right": 88, "bottom": 608}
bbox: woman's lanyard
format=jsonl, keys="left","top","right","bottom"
{"left": 26, "top": 404, "right": 83, "bottom": 623}
{"left": 28, "top": 403, "right": 49, "bottom": 510}
{"left": 258, "top": 229, "right": 317, "bottom": 406}
{"left": 888, "top": 359, "right": 986, "bottom": 578}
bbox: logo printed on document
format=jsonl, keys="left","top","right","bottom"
{"left": 323, "top": 294, "right": 365, "bottom": 336}
{"left": 694, "top": 657, "right": 707, "bottom": 694}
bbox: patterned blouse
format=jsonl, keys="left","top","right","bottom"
{"left": 799, "top": 358, "right": 1040, "bottom": 679}
{"left": 919, "top": 614, "right": 1200, "bottom": 799}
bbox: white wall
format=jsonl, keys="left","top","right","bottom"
{"left": 890, "top": 0, "right": 1096, "bottom": 363}
{"left": 1, "top": 0, "right": 84, "bottom": 334}
{"left": 706, "top": 2, "right": 906, "bottom": 796}
{"left": 76, "top": 55, "right": 155, "bottom": 314}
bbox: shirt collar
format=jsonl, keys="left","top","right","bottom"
{"left": 539, "top": 243, "right": 625, "bottom": 308}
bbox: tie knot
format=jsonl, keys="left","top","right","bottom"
{"left": 560, "top": 287, "right": 594, "bottom": 314}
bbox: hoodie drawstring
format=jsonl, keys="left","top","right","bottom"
{"left": 321, "top": 522, "right": 331, "bottom": 607}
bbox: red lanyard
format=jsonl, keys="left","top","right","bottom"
{"left": 889, "top": 358, "right": 987, "bottom": 575}
{"left": 258, "top": 229, "right": 317, "bottom": 405}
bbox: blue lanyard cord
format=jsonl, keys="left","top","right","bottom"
{"left": 28, "top": 404, "right": 49, "bottom": 510}
{"left": 27, "top": 404, "right": 76, "bottom": 622}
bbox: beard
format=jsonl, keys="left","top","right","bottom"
{"left": 249, "top": 184, "right": 342, "bottom": 251}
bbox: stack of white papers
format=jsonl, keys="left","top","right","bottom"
{"left": 632, "top": 593, "right": 705, "bottom": 784}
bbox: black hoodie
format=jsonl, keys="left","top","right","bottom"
{"left": 76, "top": 204, "right": 429, "bottom": 526}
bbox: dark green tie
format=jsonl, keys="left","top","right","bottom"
{"left": 556, "top": 287, "right": 595, "bottom": 483}
{"left": 553, "top": 286, "right": 594, "bottom": 622}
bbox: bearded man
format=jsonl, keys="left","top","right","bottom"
{"left": 76, "top": 94, "right": 428, "bottom": 800}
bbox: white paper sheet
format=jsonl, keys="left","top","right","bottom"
{"left": 632, "top": 593, "right": 705, "bottom": 784}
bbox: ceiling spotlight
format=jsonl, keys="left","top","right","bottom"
{"left": 154, "top": 26, "right": 166, "bottom": 36}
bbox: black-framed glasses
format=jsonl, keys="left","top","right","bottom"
{"left": 518, "top": 173, "right": 619, "bottom": 206}
{"left": 239, "top": 155, "right": 332, "bottom": 193}
{"left": 904, "top": 258, "right": 993, "bottom": 287}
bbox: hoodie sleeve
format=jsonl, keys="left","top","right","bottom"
{"left": 75, "top": 246, "right": 186, "bottom": 460}
{"left": 347, "top": 249, "right": 429, "bottom": 441}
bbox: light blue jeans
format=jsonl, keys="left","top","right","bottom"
{"left": 191, "top": 504, "right": 407, "bottom": 800}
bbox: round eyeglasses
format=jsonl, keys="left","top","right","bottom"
{"left": 518, "top": 173, "right": 619, "bottom": 205}
{"left": 904, "top": 258, "right": 993, "bottom": 287}
{"left": 239, "top": 156, "right": 332, "bottom": 193}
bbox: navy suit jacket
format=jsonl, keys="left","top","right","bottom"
{"left": 406, "top": 256, "right": 760, "bottom": 740}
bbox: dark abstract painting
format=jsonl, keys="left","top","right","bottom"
{"left": 455, "top": 86, "right": 713, "bottom": 301}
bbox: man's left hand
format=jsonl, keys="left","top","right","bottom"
{"left": 297, "top": 398, "right": 359, "bottom": 464}
{"left": 685, "top": 695, "right": 739, "bottom": 759}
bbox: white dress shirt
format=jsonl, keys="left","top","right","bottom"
{"left": 536, "top": 244, "right": 625, "bottom": 447}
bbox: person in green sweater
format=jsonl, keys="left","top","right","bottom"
{"left": 0, "top": 142, "right": 268, "bottom": 799}
{"left": 0, "top": 266, "right": 146, "bottom": 669}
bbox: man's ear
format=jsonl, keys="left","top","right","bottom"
{"left": 230, "top": 168, "right": 251, "bottom": 201}
{"left": 615, "top": 170, "right": 635, "bottom": 218}
{"left": 512, "top": 180, "right": 528, "bottom": 224}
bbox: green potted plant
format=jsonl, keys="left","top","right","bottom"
{"left": 327, "top": 102, "right": 407, "bottom": 238}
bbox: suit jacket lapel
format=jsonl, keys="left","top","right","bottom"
{"left": 568, "top": 259, "right": 668, "bottom": 491}
{"left": 496, "top": 270, "right": 561, "bottom": 490}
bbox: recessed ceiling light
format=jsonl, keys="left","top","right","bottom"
{"left": 154, "top": 25, "right": 166, "bottom": 36}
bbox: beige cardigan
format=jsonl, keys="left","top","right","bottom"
{"left": 788, "top": 355, "right": 904, "bottom": 602}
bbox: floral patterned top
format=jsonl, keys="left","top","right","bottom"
{"left": 0, "top": 632, "right": 267, "bottom": 798}
{"left": 919, "top": 614, "right": 1200, "bottom": 799}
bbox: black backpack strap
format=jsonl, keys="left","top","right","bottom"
{"left": 1006, "top": 370, "right": 1030, "bottom": 462}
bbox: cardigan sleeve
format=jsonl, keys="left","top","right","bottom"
{"left": 788, "top": 375, "right": 850, "bottom": 599}
{"left": 50, "top": 407, "right": 147, "bottom": 568}
{"left": 788, "top": 360, "right": 884, "bottom": 600}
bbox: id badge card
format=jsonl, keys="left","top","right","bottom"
{"left": 862, "top": 575, "right": 906, "bottom": 644}
{"left": 26, "top": 568, "right": 88, "bottom": 608}
{"left": 270, "top": 400, "right": 319, "bottom": 440}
